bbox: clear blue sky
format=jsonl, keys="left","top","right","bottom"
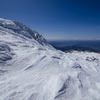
{"left": 0, "top": 0, "right": 100, "bottom": 40}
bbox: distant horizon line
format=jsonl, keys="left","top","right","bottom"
{"left": 46, "top": 38, "right": 100, "bottom": 41}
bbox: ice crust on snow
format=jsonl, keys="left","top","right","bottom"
{"left": 0, "top": 18, "right": 100, "bottom": 100}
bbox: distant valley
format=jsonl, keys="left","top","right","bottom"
{"left": 48, "top": 40, "right": 100, "bottom": 53}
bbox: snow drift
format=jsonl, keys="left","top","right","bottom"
{"left": 0, "top": 18, "right": 100, "bottom": 100}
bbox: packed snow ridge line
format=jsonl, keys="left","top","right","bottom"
{"left": 0, "top": 18, "right": 100, "bottom": 100}
{"left": 0, "top": 18, "right": 47, "bottom": 44}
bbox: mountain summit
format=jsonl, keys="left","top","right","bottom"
{"left": 0, "top": 18, "right": 100, "bottom": 100}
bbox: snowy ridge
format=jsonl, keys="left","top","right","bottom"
{"left": 0, "top": 18, "right": 100, "bottom": 100}
{"left": 0, "top": 18, "right": 47, "bottom": 45}
{"left": 0, "top": 18, "right": 15, "bottom": 25}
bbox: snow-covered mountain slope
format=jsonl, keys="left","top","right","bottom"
{"left": 0, "top": 18, "right": 47, "bottom": 44}
{"left": 0, "top": 18, "right": 100, "bottom": 100}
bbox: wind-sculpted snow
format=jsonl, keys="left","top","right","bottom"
{"left": 0, "top": 43, "right": 14, "bottom": 64}
{"left": 0, "top": 18, "right": 100, "bottom": 100}
{"left": 0, "top": 18, "right": 47, "bottom": 45}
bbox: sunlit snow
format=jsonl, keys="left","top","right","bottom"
{"left": 0, "top": 18, "right": 100, "bottom": 100}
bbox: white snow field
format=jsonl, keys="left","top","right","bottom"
{"left": 0, "top": 18, "right": 100, "bottom": 100}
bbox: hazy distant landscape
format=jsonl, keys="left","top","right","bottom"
{"left": 48, "top": 40, "right": 100, "bottom": 53}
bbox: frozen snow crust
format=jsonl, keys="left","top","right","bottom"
{"left": 0, "top": 18, "right": 100, "bottom": 100}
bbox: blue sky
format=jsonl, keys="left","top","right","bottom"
{"left": 0, "top": 0, "right": 100, "bottom": 40}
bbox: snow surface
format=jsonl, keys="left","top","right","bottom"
{"left": 0, "top": 18, "right": 100, "bottom": 100}
{"left": 0, "top": 18, "right": 15, "bottom": 25}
